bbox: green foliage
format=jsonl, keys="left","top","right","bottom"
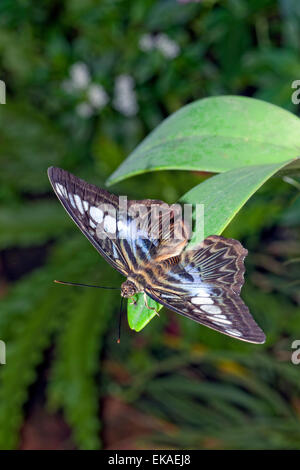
{"left": 0, "top": 0, "right": 300, "bottom": 451}
{"left": 107, "top": 96, "right": 300, "bottom": 185}
{"left": 0, "top": 201, "right": 72, "bottom": 249}
{"left": 47, "top": 286, "right": 117, "bottom": 450}
{"left": 181, "top": 162, "right": 295, "bottom": 243}
{"left": 128, "top": 294, "right": 163, "bottom": 332}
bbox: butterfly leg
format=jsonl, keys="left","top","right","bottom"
{"left": 144, "top": 292, "right": 160, "bottom": 316}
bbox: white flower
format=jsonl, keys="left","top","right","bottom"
{"left": 87, "top": 84, "right": 109, "bottom": 109}
{"left": 139, "top": 33, "right": 180, "bottom": 60}
{"left": 76, "top": 102, "right": 93, "bottom": 118}
{"left": 139, "top": 34, "right": 155, "bottom": 52}
{"left": 115, "top": 74, "right": 135, "bottom": 90}
{"left": 69, "top": 62, "right": 91, "bottom": 90}
{"left": 62, "top": 63, "right": 109, "bottom": 116}
{"left": 155, "top": 33, "right": 180, "bottom": 59}
{"left": 113, "top": 74, "right": 138, "bottom": 117}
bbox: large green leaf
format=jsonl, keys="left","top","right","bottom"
{"left": 107, "top": 96, "right": 300, "bottom": 185}
{"left": 180, "top": 160, "right": 296, "bottom": 244}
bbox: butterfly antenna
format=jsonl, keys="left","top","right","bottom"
{"left": 117, "top": 297, "right": 124, "bottom": 344}
{"left": 54, "top": 280, "right": 120, "bottom": 290}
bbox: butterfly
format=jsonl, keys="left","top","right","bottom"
{"left": 48, "top": 167, "right": 265, "bottom": 344}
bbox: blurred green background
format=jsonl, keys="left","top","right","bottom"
{"left": 0, "top": 0, "right": 300, "bottom": 450}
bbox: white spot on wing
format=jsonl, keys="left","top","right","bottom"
{"left": 201, "top": 305, "right": 222, "bottom": 314}
{"left": 211, "top": 317, "right": 231, "bottom": 325}
{"left": 104, "top": 215, "right": 116, "bottom": 233}
{"left": 55, "top": 183, "right": 63, "bottom": 196}
{"left": 225, "top": 328, "right": 242, "bottom": 337}
{"left": 83, "top": 200, "right": 89, "bottom": 211}
{"left": 56, "top": 183, "right": 68, "bottom": 198}
{"left": 191, "top": 297, "right": 214, "bottom": 305}
{"left": 117, "top": 220, "right": 127, "bottom": 231}
{"left": 74, "top": 194, "right": 84, "bottom": 215}
{"left": 162, "top": 293, "right": 176, "bottom": 299}
{"left": 196, "top": 288, "right": 210, "bottom": 297}
{"left": 90, "top": 206, "right": 103, "bottom": 223}
{"left": 117, "top": 219, "right": 131, "bottom": 239}
{"left": 69, "top": 193, "right": 76, "bottom": 209}
{"left": 62, "top": 185, "right": 68, "bottom": 198}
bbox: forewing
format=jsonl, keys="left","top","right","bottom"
{"left": 48, "top": 166, "right": 129, "bottom": 275}
{"left": 48, "top": 167, "right": 190, "bottom": 275}
{"left": 145, "top": 235, "right": 265, "bottom": 343}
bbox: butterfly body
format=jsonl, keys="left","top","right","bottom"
{"left": 121, "top": 261, "right": 176, "bottom": 298}
{"left": 48, "top": 166, "right": 266, "bottom": 344}
{"left": 122, "top": 254, "right": 192, "bottom": 298}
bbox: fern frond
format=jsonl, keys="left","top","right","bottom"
{"left": 0, "top": 201, "right": 72, "bottom": 249}
{"left": 0, "top": 102, "right": 66, "bottom": 193}
{"left": 47, "top": 287, "right": 118, "bottom": 449}
{"left": 0, "top": 289, "right": 67, "bottom": 449}
{"left": 0, "top": 234, "right": 118, "bottom": 449}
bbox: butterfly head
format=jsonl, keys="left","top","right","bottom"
{"left": 121, "top": 280, "right": 138, "bottom": 298}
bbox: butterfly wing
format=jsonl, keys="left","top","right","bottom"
{"left": 48, "top": 167, "right": 190, "bottom": 276}
{"left": 145, "top": 235, "right": 265, "bottom": 344}
{"left": 48, "top": 166, "right": 130, "bottom": 275}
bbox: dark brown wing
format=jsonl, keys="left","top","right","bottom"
{"left": 145, "top": 235, "right": 265, "bottom": 344}
{"left": 48, "top": 167, "right": 190, "bottom": 275}
{"left": 48, "top": 166, "right": 129, "bottom": 275}
{"left": 179, "top": 235, "right": 248, "bottom": 295}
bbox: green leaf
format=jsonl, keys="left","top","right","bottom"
{"left": 127, "top": 293, "right": 163, "bottom": 332}
{"left": 107, "top": 96, "right": 300, "bottom": 185}
{"left": 0, "top": 200, "right": 72, "bottom": 249}
{"left": 180, "top": 160, "right": 295, "bottom": 244}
